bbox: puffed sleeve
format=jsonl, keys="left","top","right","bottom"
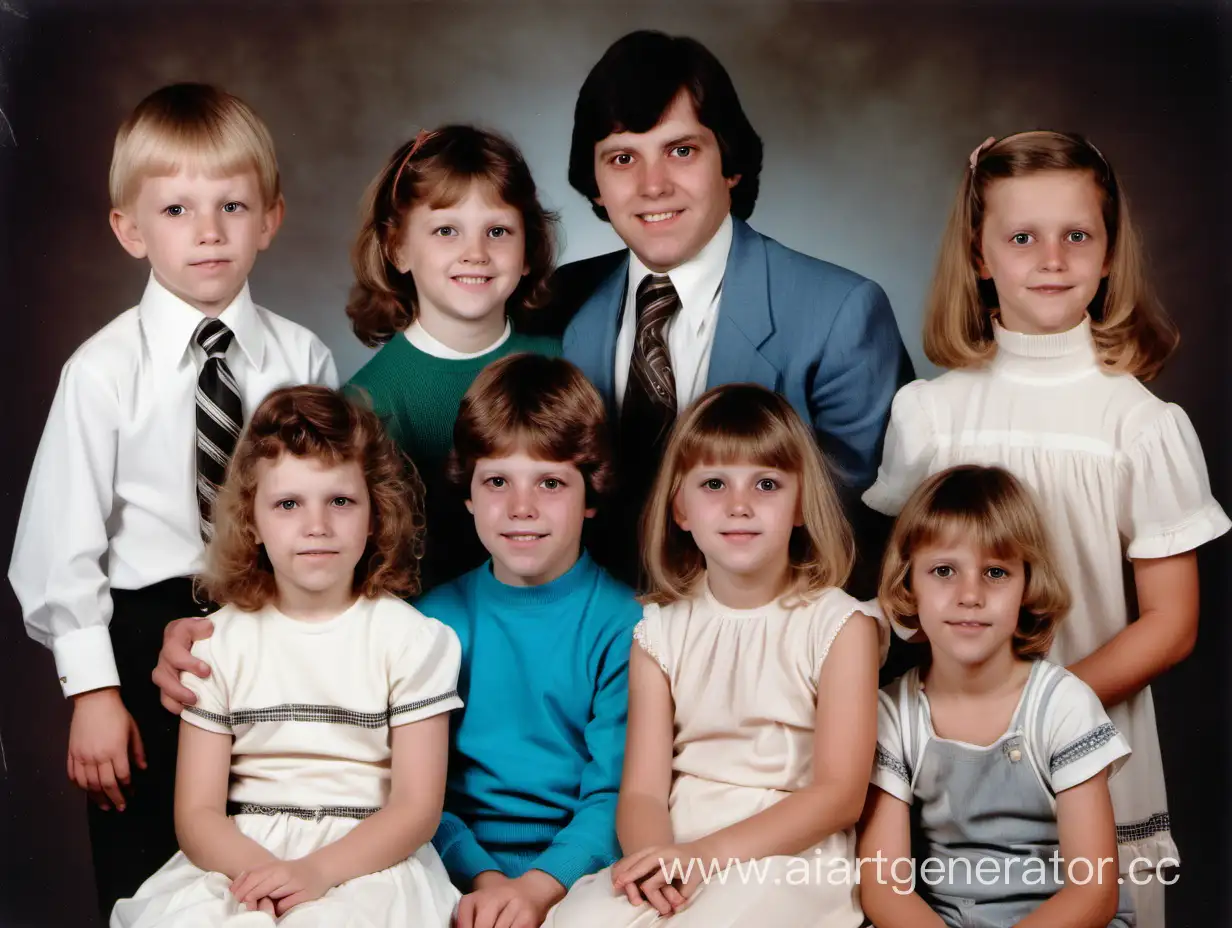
{"left": 1037, "top": 670, "right": 1131, "bottom": 793}
{"left": 1123, "top": 403, "right": 1230, "bottom": 559}
{"left": 809, "top": 591, "right": 891, "bottom": 673}
{"left": 632, "top": 603, "right": 671, "bottom": 677}
{"left": 861, "top": 380, "right": 937, "bottom": 516}
{"left": 181, "top": 634, "right": 234, "bottom": 735}
{"left": 870, "top": 677, "right": 914, "bottom": 803}
{"left": 389, "top": 617, "right": 464, "bottom": 727}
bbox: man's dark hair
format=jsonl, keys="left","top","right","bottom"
{"left": 568, "top": 30, "right": 763, "bottom": 222}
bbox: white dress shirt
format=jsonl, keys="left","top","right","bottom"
{"left": 404, "top": 318, "right": 511, "bottom": 359}
{"left": 613, "top": 213, "right": 733, "bottom": 412}
{"left": 9, "top": 273, "right": 338, "bottom": 698}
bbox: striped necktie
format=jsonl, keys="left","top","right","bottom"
{"left": 195, "top": 319, "right": 243, "bottom": 541}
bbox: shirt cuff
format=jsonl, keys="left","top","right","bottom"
{"left": 529, "top": 843, "right": 610, "bottom": 892}
{"left": 51, "top": 625, "right": 120, "bottom": 698}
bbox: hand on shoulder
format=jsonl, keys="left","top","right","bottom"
{"left": 151, "top": 615, "right": 216, "bottom": 714}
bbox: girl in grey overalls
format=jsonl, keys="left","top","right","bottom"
{"left": 870, "top": 661, "right": 1136, "bottom": 927}
{"left": 858, "top": 465, "right": 1137, "bottom": 928}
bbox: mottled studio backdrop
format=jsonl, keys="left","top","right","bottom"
{"left": 1, "top": 1, "right": 1228, "bottom": 925}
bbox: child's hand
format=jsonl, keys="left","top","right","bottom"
{"left": 245, "top": 897, "right": 277, "bottom": 917}
{"left": 455, "top": 869, "right": 563, "bottom": 928}
{"left": 230, "top": 857, "right": 330, "bottom": 915}
{"left": 67, "top": 687, "right": 146, "bottom": 811}
{"left": 611, "top": 843, "right": 704, "bottom": 915}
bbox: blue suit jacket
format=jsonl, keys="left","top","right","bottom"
{"left": 559, "top": 217, "right": 912, "bottom": 490}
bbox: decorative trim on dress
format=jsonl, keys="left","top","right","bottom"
{"left": 633, "top": 619, "right": 669, "bottom": 674}
{"left": 1050, "top": 722, "right": 1118, "bottom": 773}
{"left": 390, "top": 691, "right": 460, "bottom": 719}
{"left": 818, "top": 606, "right": 860, "bottom": 666}
{"left": 227, "top": 801, "right": 379, "bottom": 822}
{"left": 875, "top": 744, "right": 911, "bottom": 784}
{"left": 184, "top": 693, "right": 459, "bottom": 731}
{"left": 1116, "top": 812, "right": 1171, "bottom": 844}
{"left": 183, "top": 705, "right": 232, "bottom": 729}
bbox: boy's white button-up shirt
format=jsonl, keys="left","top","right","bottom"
{"left": 9, "top": 273, "right": 338, "bottom": 697}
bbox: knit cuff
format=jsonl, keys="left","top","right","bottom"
{"left": 434, "top": 819, "right": 503, "bottom": 884}
{"left": 529, "top": 843, "right": 610, "bottom": 892}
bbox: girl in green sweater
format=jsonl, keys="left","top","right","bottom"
{"left": 345, "top": 125, "right": 561, "bottom": 588}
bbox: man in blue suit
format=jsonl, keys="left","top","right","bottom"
{"left": 541, "top": 30, "right": 912, "bottom": 589}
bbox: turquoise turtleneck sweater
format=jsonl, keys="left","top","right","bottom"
{"left": 416, "top": 551, "right": 639, "bottom": 891}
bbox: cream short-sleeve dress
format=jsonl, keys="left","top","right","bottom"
{"left": 544, "top": 581, "right": 886, "bottom": 928}
{"left": 110, "top": 596, "right": 463, "bottom": 928}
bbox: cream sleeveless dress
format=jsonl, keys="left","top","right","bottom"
{"left": 545, "top": 582, "right": 887, "bottom": 928}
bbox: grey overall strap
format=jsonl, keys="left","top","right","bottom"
{"left": 900, "top": 667, "right": 926, "bottom": 785}
{"left": 1029, "top": 661, "right": 1066, "bottom": 798}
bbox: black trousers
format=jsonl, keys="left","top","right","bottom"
{"left": 88, "top": 577, "right": 216, "bottom": 918}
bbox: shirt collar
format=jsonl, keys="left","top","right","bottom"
{"left": 626, "top": 213, "right": 733, "bottom": 336}
{"left": 138, "top": 272, "right": 266, "bottom": 372}
{"left": 989, "top": 314, "right": 1099, "bottom": 382}
{"left": 404, "top": 318, "right": 512, "bottom": 359}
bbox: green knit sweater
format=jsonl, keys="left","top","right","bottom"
{"left": 345, "top": 330, "right": 562, "bottom": 587}
{"left": 347, "top": 330, "right": 561, "bottom": 468}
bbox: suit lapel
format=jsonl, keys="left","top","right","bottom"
{"left": 567, "top": 256, "right": 628, "bottom": 415}
{"left": 706, "top": 218, "right": 778, "bottom": 391}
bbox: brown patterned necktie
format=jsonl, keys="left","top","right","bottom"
{"left": 603, "top": 274, "right": 681, "bottom": 586}
{"left": 621, "top": 273, "right": 680, "bottom": 445}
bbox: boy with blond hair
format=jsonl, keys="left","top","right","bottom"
{"left": 8, "top": 82, "right": 336, "bottom": 914}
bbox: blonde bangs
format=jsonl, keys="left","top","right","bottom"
{"left": 642, "top": 384, "right": 853, "bottom": 606}
{"left": 675, "top": 417, "right": 803, "bottom": 477}
{"left": 109, "top": 85, "right": 279, "bottom": 209}
{"left": 878, "top": 465, "right": 1070, "bottom": 659}
{"left": 905, "top": 508, "right": 1030, "bottom": 567}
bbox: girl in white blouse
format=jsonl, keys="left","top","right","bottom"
{"left": 863, "top": 130, "right": 1229, "bottom": 928}
{"left": 111, "top": 386, "right": 462, "bottom": 927}
{"left": 545, "top": 383, "right": 884, "bottom": 928}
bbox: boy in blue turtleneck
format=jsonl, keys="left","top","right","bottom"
{"left": 416, "top": 353, "right": 640, "bottom": 928}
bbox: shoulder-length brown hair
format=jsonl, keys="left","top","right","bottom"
{"left": 346, "top": 124, "right": 558, "bottom": 347}
{"left": 641, "top": 383, "right": 853, "bottom": 606}
{"left": 878, "top": 465, "right": 1070, "bottom": 659}
{"left": 200, "top": 385, "right": 426, "bottom": 610}
{"left": 924, "top": 129, "right": 1177, "bottom": 380}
